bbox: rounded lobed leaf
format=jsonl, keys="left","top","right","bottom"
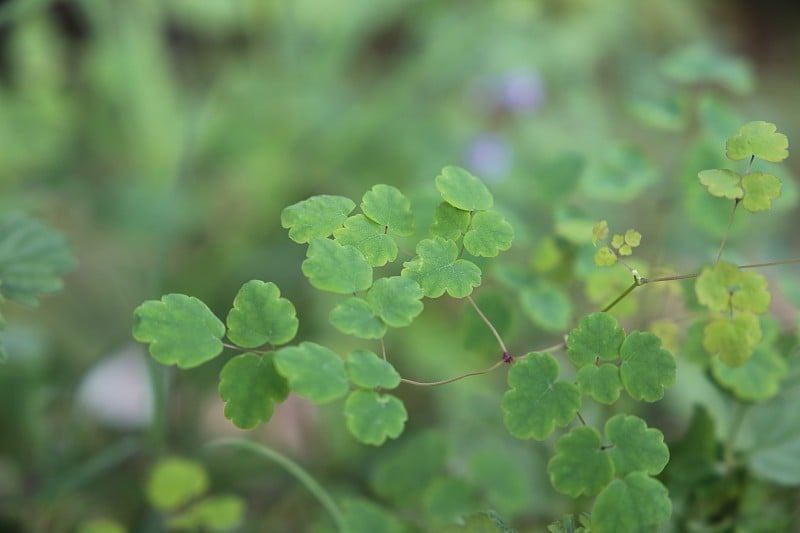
{"left": 167, "top": 495, "right": 245, "bottom": 532}
{"left": 624, "top": 229, "right": 641, "bottom": 247}
{"left": 619, "top": 331, "right": 676, "bottom": 402}
{"left": 577, "top": 364, "right": 622, "bottom": 405}
{"left": 711, "top": 345, "right": 787, "bottom": 401}
{"left": 725, "top": 121, "right": 788, "bottom": 162}
{"left": 146, "top": 457, "right": 208, "bottom": 511}
{"left": 344, "top": 390, "right": 408, "bottom": 446}
{"left": 226, "top": 280, "right": 298, "bottom": 348}
{"left": 133, "top": 294, "right": 225, "bottom": 369}
{"left": 366, "top": 276, "right": 424, "bottom": 328}
{"left": 274, "top": 342, "right": 348, "bottom": 403}
{"left": 301, "top": 238, "right": 373, "bottom": 294}
{"left": 280, "top": 195, "right": 355, "bottom": 243}
{"left": 502, "top": 353, "right": 581, "bottom": 440}
{"left": 430, "top": 202, "right": 470, "bottom": 241}
{"left": 435, "top": 166, "right": 494, "bottom": 211}
{"left": 360, "top": 184, "right": 415, "bottom": 236}
{"left": 463, "top": 210, "right": 514, "bottom": 257}
{"left": 593, "top": 246, "right": 617, "bottom": 266}
{"left": 218, "top": 353, "right": 289, "bottom": 429}
{"left": 333, "top": 214, "right": 398, "bottom": 267}
{"left": 347, "top": 349, "right": 401, "bottom": 389}
{"left": 741, "top": 172, "right": 781, "bottom": 212}
{"left": 591, "top": 472, "right": 671, "bottom": 533}
{"left": 592, "top": 220, "right": 609, "bottom": 246}
{"left": 401, "top": 237, "right": 481, "bottom": 298}
{"left": 694, "top": 261, "right": 740, "bottom": 313}
{"left": 697, "top": 169, "right": 743, "bottom": 199}
{"left": 567, "top": 312, "right": 626, "bottom": 367}
{"left": 731, "top": 270, "right": 770, "bottom": 314}
{"left": 605, "top": 414, "right": 669, "bottom": 476}
{"left": 703, "top": 313, "right": 762, "bottom": 367}
{"left": 547, "top": 426, "right": 614, "bottom": 498}
{"left": 520, "top": 283, "right": 572, "bottom": 333}
{"left": 329, "top": 297, "right": 386, "bottom": 339}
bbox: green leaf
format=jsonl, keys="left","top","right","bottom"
{"left": 301, "top": 238, "right": 373, "bottom": 294}
{"left": 401, "top": 237, "right": 481, "bottom": 298}
{"left": 360, "top": 184, "right": 414, "bottom": 236}
{"left": 567, "top": 312, "right": 626, "bottom": 367}
{"left": 591, "top": 473, "right": 671, "bottom": 533}
{"left": 619, "top": 331, "right": 676, "bottom": 402}
{"left": 344, "top": 390, "right": 407, "bottom": 445}
{"left": 329, "top": 297, "right": 386, "bottom": 339}
{"left": 274, "top": 342, "right": 348, "bottom": 403}
{"left": 280, "top": 195, "right": 355, "bottom": 243}
{"left": 218, "top": 353, "right": 289, "bottom": 429}
{"left": 605, "top": 414, "right": 669, "bottom": 476}
{"left": 435, "top": 166, "right": 493, "bottom": 211}
{"left": 592, "top": 220, "right": 609, "bottom": 246}
{"left": 697, "top": 169, "right": 743, "bottom": 199}
{"left": 593, "top": 246, "right": 617, "bottom": 266}
{"left": 610, "top": 234, "right": 624, "bottom": 249}
{"left": 370, "top": 431, "right": 448, "bottom": 504}
{"left": 333, "top": 214, "right": 397, "bottom": 267}
{"left": 366, "top": 276, "right": 424, "bottom": 328}
{"left": 502, "top": 353, "right": 581, "bottom": 440}
{"left": 430, "top": 202, "right": 470, "bottom": 241}
{"left": 547, "top": 426, "right": 613, "bottom": 497}
{"left": 347, "top": 349, "right": 401, "bottom": 389}
{"left": 463, "top": 210, "right": 514, "bottom": 257}
{"left": 742, "top": 172, "right": 782, "bottom": 212}
{"left": 341, "top": 498, "right": 406, "bottom": 533}
{"left": 0, "top": 211, "right": 75, "bottom": 307}
{"left": 703, "top": 313, "right": 762, "bottom": 367}
{"left": 225, "top": 280, "right": 298, "bottom": 348}
{"left": 146, "top": 457, "right": 208, "bottom": 511}
{"left": 726, "top": 121, "right": 788, "bottom": 162}
{"left": 133, "top": 294, "right": 225, "bottom": 369}
{"left": 167, "top": 495, "right": 245, "bottom": 532}
{"left": 695, "top": 261, "right": 740, "bottom": 313}
{"left": 624, "top": 229, "right": 641, "bottom": 247}
{"left": 731, "top": 271, "right": 771, "bottom": 314}
{"left": 577, "top": 364, "right": 622, "bottom": 405}
{"left": 520, "top": 282, "right": 572, "bottom": 332}
{"left": 711, "top": 345, "right": 787, "bottom": 401}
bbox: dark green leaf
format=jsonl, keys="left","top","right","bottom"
{"left": 547, "top": 426, "right": 613, "bottom": 497}
{"left": 605, "top": 414, "right": 669, "bottom": 476}
{"left": 344, "top": 390, "right": 407, "bottom": 445}
{"left": 619, "top": 331, "right": 676, "bottom": 402}
{"left": 567, "top": 312, "right": 626, "bottom": 367}
{"left": 226, "top": 280, "right": 298, "bottom": 348}
{"left": 218, "top": 353, "right": 289, "bottom": 429}
{"left": 591, "top": 473, "right": 671, "bottom": 533}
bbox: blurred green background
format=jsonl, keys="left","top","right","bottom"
{"left": 1, "top": 0, "right": 799, "bottom": 531}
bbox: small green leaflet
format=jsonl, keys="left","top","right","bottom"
{"left": 731, "top": 271, "right": 771, "bottom": 313}
{"left": 741, "top": 172, "right": 782, "bottom": 212}
{"left": 301, "top": 238, "right": 373, "bottom": 294}
{"left": 280, "top": 195, "right": 355, "bottom": 243}
{"left": 333, "top": 215, "right": 397, "bottom": 267}
{"left": 146, "top": 457, "right": 209, "bottom": 511}
{"left": 726, "top": 121, "right": 788, "bottom": 163}
{"left": 401, "top": 237, "right": 481, "bottom": 298}
{"left": 435, "top": 166, "right": 494, "bottom": 211}
{"left": 697, "top": 168, "right": 743, "bottom": 199}
{"left": 711, "top": 345, "right": 786, "bottom": 400}
{"left": 592, "top": 220, "right": 609, "bottom": 246}
{"left": 591, "top": 472, "right": 671, "bottom": 533}
{"left": 344, "top": 390, "right": 407, "bottom": 445}
{"left": 133, "top": 294, "right": 225, "bottom": 369}
{"left": 366, "top": 276, "right": 424, "bottom": 328}
{"left": 430, "top": 202, "right": 470, "bottom": 241}
{"left": 695, "top": 261, "right": 771, "bottom": 314}
{"left": 329, "top": 297, "right": 386, "bottom": 339}
{"left": 619, "top": 331, "right": 676, "bottom": 402}
{"left": 226, "top": 281, "right": 298, "bottom": 348}
{"left": 463, "top": 210, "right": 514, "bottom": 257}
{"left": 547, "top": 426, "right": 613, "bottom": 497}
{"left": 703, "top": 313, "right": 762, "bottom": 367}
{"left": 347, "top": 349, "right": 400, "bottom": 389}
{"left": 360, "top": 184, "right": 415, "bottom": 236}
{"left": 605, "top": 414, "right": 669, "bottom": 477}
{"left": 577, "top": 364, "right": 622, "bottom": 405}
{"left": 218, "top": 353, "right": 289, "bottom": 429}
{"left": 167, "top": 495, "right": 245, "bottom": 532}
{"left": 502, "top": 353, "right": 581, "bottom": 440}
{"left": 567, "top": 312, "right": 626, "bottom": 367}
{"left": 274, "top": 342, "right": 348, "bottom": 403}
{"left": 593, "top": 246, "right": 617, "bottom": 266}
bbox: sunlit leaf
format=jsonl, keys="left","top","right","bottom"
{"left": 347, "top": 349, "right": 400, "bottom": 389}
{"left": 694, "top": 261, "right": 740, "bottom": 313}
{"left": 741, "top": 172, "right": 781, "bottom": 212}
{"left": 329, "top": 297, "right": 386, "bottom": 339}
{"left": 731, "top": 271, "right": 771, "bottom": 314}
{"left": 592, "top": 220, "right": 609, "bottom": 246}
{"left": 726, "top": 121, "right": 788, "bottom": 162}
{"left": 274, "top": 342, "right": 348, "bottom": 403}
{"left": 280, "top": 195, "right": 355, "bottom": 243}
{"left": 218, "top": 353, "right": 289, "bottom": 429}
{"left": 366, "top": 276, "right": 424, "bottom": 328}
{"left": 435, "top": 166, "right": 493, "bottom": 211}
{"left": 697, "top": 169, "right": 743, "bottom": 199}
{"left": 591, "top": 473, "right": 671, "bottom": 533}
{"left": 226, "top": 280, "right": 298, "bottom": 348}
{"left": 605, "top": 414, "right": 669, "bottom": 476}
{"left": 593, "top": 246, "right": 617, "bottom": 266}
{"left": 547, "top": 426, "right": 613, "bottom": 497}
{"left": 333, "top": 214, "right": 397, "bottom": 267}
{"left": 146, "top": 457, "right": 208, "bottom": 511}
{"left": 619, "top": 331, "right": 676, "bottom": 402}
{"left": 463, "top": 210, "right": 514, "bottom": 257}
{"left": 711, "top": 345, "right": 787, "bottom": 401}
{"left": 344, "top": 390, "right": 407, "bottom": 445}
{"left": 360, "top": 184, "right": 414, "bottom": 236}
{"left": 703, "top": 313, "right": 762, "bottom": 367}
{"left": 401, "top": 237, "right": 481, "bottom": 298}
{"left": 624, "top": 229, "right": 641, "bottom": 247}
{"left": 301, "top": 238, "right": 373, "bottom": 294}
{"left": 567, "top": 312, "right": 625, "bottom": 367}
{"left": 577, "top": 364, "right": 622, "bottom": 405}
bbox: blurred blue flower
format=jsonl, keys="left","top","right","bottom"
{"left": 498, "top": 68, "right": 546, "bottom": 112}
{"left": 466, "top": 133, "right": 513, "bottom": 181}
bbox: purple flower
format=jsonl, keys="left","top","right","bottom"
{"left": 498, "top": 68, "right": 546, "bottom": 112}
{"left": 466, "top": 133, "right": 513, "bottom": 181}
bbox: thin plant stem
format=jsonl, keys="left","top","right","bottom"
{"left": 467, "top": 295, "right": 509, "bottom": 354}
{"left": 576, "top": 412, "right": 587, "bottom": 426}
{"left": 401, "top": 360, "right": 506, "bottom": 387}
{"left": 208, "top": 438, "right": 347, "bottom": 533}
{"left": 380, "top": 337, "right": 387, "bottom": 361}
{"left": 715, "top": 198, "right": 740, "bottom": 264}
{"left": 601, "top": 280, "right": 640, "bottom": 313}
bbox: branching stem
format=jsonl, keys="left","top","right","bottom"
{"left": 467, "top": 294, "right": 509, "bottom": 354}
{"left": 601, "top": 280, "right": 640, "bottom": 313}
{"left": 715, "top": 198, "right": 740, "bottom": 264}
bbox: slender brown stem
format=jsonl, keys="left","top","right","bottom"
{"left": 400, "top": 359, "right": 506, "bottom": 387}
{"left": 638, "top": 257, "right": 800, "bottom": 285}
{"left": 467, "top": 294, "right": 509, "bottom": 354}
{"left": 639, "top": 272, "right": 699, "bottom": 284}
{"left": 715, "top": 198, "right": 740, "bottom": 264}
{"left": 576, "top": 411, "right": 587, "bottom": 426}
{"left": 739, "top": 257, "right": 800, "bottom": 269}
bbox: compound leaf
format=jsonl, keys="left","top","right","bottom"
{"left": 726, "top": 121, "right": 788, "bottom": 163}
{"left": 520, "top": 282, "right": 572, "bottom": 333}
{"left": 711, "top": 345, "right": 787, "bottom": 401}
{"left": 344, "top": 390, "right": 407, "bottom": 446}
{"left": 731, "top": 271, "right": 771, "bottom": 314}
{"left": 301, "top": 238, "right": 373, "bottom": 294}
{"left": 226, "top": 281, "right": 298, "bottom": 348}
{"left": 502, "top": 353, "right": 581, "bottom": 440}
{"left": 435, "top": 166, "right": 493, "bottom": 211}
{"left": 695, "top": 261, "right": 740, "bottom": 313}
{"left": 605, "top": 414, "right": 669, "bottom": 476}
{"left": 218, "top": 353, "right": 289, "bottom": 429}
{"left": 577, "top": 364, "right": 622, "bottom": 405}
{"left": 333, "top": 214, "right": 397, "bottom": 267}
{"left": 347, "top": 349, "right": 401, "bottom": 389}
{"left": 742, "top": 172, "right": 782, "bottom": 212}
{"left": 366, "top": 276, "right": 424, "bottom": 328}
{"left": 703, "top": 313, "right": 762, "bottom": 367}
{"left": 0, "top": 211, "right": 75, "bottom": 307}
{"left": 547, "top": 426, "right": 613, "bottom": 497}
{"left": 619, "top": 331, "right": 676, "bottom": 402}
{"left": 591, "top": 473, "right": 671, "bottom": 533}
{"left": 167, "top": 495, "right": 245, "bottom": 532}
{"left": 430, "top": 202, "right": 470, "bottom": 241}
{"left": 567, "top": 312, "right": 626, "bottom": 368}
{"left": 329, "top": 297, "right": 386, "bottom": 339}
{"left": 697, "top": 169, "right": 743, "bottom": 199}
{"left": 133, "top": 294, "right": 224, "bottom": 369}
{"left": 463, "top": 211, "right": 514, "bottom": 257}
{"left": 401, "top": 237, "right": 481, "bottom": 298}
{"left": 280, "top": 195, "right": 355, "bottom": 243}
{"left": 360, "top": 184, "right": 415, "bottom": 236}
{"left": 274, "top": 342, "right": 348, "bottom": 403}
{"left": 146, "top": 457, "right": 208, "bottom": 511}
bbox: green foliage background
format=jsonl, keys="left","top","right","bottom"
{"left": 1, "top": 0, "right": 800, "bottom": 531}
